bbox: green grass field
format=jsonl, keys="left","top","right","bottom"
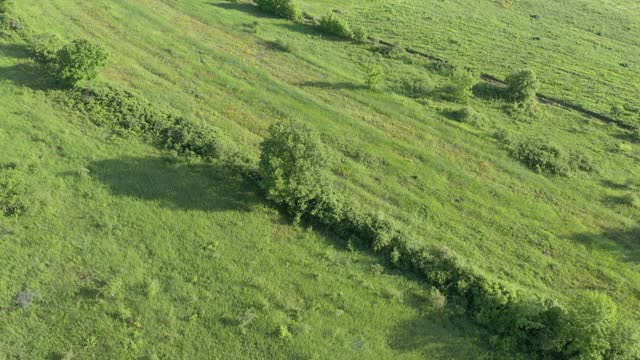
{"left": 1, "top": 0, "right": 639, "bottom": 358}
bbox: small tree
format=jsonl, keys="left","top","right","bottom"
{"left": 504, "top": 69, "right": 539, "bottom": 104}
{"left": 440, "top": 68, "right": 477, "bottom": 103}
{"left": 318, "top": 13, "right": 353, "bottom": 39}
{"left": 53, "top": 39, "right": 108, "bottom": 87}
{"left": 255, "top": 0, "right": 301, "bottom": 21}
{"left": 259, "top": 119, "right": 331, "bottom": 221}
{"left": 565, "top": 291, "right": 617, "bottom": 359}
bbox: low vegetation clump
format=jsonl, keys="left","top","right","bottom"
{"left": 0, "top": 166, "right": 27, "bottom": 217}
{"left": 510, "top": 138, "right": 571, "bottom": 175}
{"left": 255, "top": 0, "right": 301, "bottom": 21}
{"left": 318, "top": 13, "right": 353, "bottom": 39}
{"left": 258, "top": 119, "right": 333, "bottom": 222}
{"left": 398, "top": 77, "right": 432, "bottom": 99}
{"left": 63, "top": 86, "right": 238, "bottom": 161}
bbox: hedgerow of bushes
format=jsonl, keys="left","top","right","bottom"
{"left": 510, "top": 138, "right": 594, "bottom": 176}
{"left": 62, "top": 86, "right": 240, "bottom": 162}
{"left": 257, "top": 120, "right": 638, "bottom": 358}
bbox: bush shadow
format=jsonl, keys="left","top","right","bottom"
{"left": 80, "top": 156, "right": 259, "bottom": 213}
{"left": 208, "top": 1, "right": 273, "bottom": 18}
{"left": 572, "top": 226, "right": 640, "bottom": 264}
{"left": 0, "top": 62, "right": 60, "bottom": 90}
{"left": 472, "top": 82, "right": 505, "bottom": 100}
{"left": 0, "top": 42, "right": 30, "bottom": 59}
{"left": 389, "top": 312, "right": 493, "bottom": 358}
{"left": 297, "top": 81, "right": 366, "bottom": 90}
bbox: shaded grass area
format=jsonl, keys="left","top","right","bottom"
{"left": 0, "top": 87, "right": 491, "bottom": 358}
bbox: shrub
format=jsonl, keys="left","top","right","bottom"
{"left": 364, "top": 65, "right": 383, "bottom": 89}
{"left": 255, "top": 0, "right": 301, "bottom": 21}
{"left": 64, "top": 86, "right": 237, "bottom": 161}
{"left": 29, "top": 33, "right": 63, "bottom": 63}
{"left": 441, "top": 68, "right": 477, "bottom": 103}
{"left": 318, "top": 13, "right": 353, "bottom": 39}
{"left": 565, "top": 291, "right": 618, "bottom": 359}
{"left": 352, "top": 27, "right": 368, "bottom": 44}
{"left": 376, "top": 42, "right": 404, "bottom": 59}
{"left": 504, "top": 69, "right": 539, "bottom": 104}
{"left": 398, "top": 77, "right": 432, "bottom": 99}
{"left": 606, "top": 318, "right": 640, "bottom": 360}
{"left": 511, "top": 138, "right": 570, "bottom": 175}
{"left": 259, "top": 119, "right": 332, "bottom": 221}
{"left": 53, "top": 39, "right": 108, "bottom": 87}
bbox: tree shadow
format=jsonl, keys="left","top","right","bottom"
{"left": 75, "top": 156, "right": 259, "bottom": 213}
{"left": 297, "top": 81, "right": 366, "bottom": 90}
{"left": 0, "top": 62, "right": 59, "bottom": 90}
{"left": 572, "top": 225, "right": 640, "bottom": 264}
{"left": 472, "top": 82, "right": 505, "bottom": 100}
{"left": 601, "top": 179, "right": 633, "bottom": 190}
{"left": 277, "top": 23, "right": 321, "bottom": 37}
{"left": 207, "top": 1, "right": 272, "bottom": 18}
{"left": 0, "top": 43, "right": 31, "bottom": 59}
{"left": 389, "top": 312, "right": 494, "bottom": 358}
{"left": 0, "top": 43, "right": 59, "bottom": 90}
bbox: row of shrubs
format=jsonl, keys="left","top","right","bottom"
{"left": 62, "top": 86, "right": 242, "bottom": 163}
{"left": 257, "top": 119, "right": 640, "bottom": 358}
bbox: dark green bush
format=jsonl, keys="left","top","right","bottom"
{"left": 53, "top": 39, "right": 108, "bottom": 87}
{"left": 504, "top": 69, "right": 539, "bottom": 104}
{"left": 441, "top": 68, "right": 477, "bottom": 103}
{"left": 0, "top": 166, "right": 27, "bottom": 217}
{"left": 511, "top": 138, "right": 570, "bottom": 175}
{"left": 375, "top": 42, "right": 404, "bottom": 59}
{"left": 64, "top": 86, "right": 236, "bottom": 161}
{"left": 606, "top": 318, "right": 640, "bottom": 360}
{"left": 255, "top": 0, "right": 301, "bottom": 21}
{"left": 398, "top": 77, "right": 432, "bottom": 99}
{"left": 318, "top": 13, "right": 353, "bottom": 39}
{"left": 259, "top": 119, "right": 332, "bottom": 221}
{"left": 564, "top": 291, "right": 618, "bottom": 359}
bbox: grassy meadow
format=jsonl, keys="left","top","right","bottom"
{"left": 1, "top": 0, "right": 639, "bottom": 358}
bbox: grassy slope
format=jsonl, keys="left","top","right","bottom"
{"left": 297, "top": 0, "right": 640, "bottom": 120}
{"left": 1, "top": 0, "right": 639, "bottom": 357}
{"left": 0, "top": 36, "right": 489, "bottom": 359}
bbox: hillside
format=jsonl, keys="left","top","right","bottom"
{"left": 1, "top": 0, "right": 639, "bottom": 358}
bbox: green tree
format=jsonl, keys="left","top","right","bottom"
{"left": 255, "top": 0, "right": 301, "bottom": 21}
{"left": 504, "top": 69, "right": 539, "bottom": 104}
{"left": 54, "top": 39, "right": 108, "bottom": 87}
{"left": 259, "top": 119, "right": 331, "bottom": 221}
{"left": 565, "top": 291, "right": 617, "bottom": 359}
